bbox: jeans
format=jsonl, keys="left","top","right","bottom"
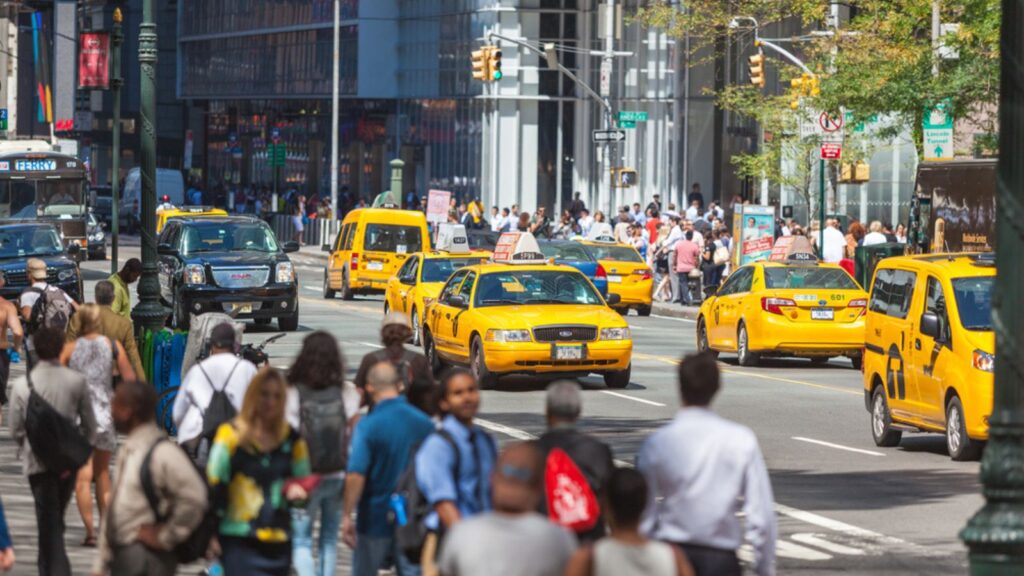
{"left": 29, "top": 471, "right": 76, "bottom": 576}
{"left": 677, "top": 272, "right": 694, "bottom": 305}
{"left": 352, "top": 533, "right": 421, "bottom": 576}
{"left": 291, "top": 476, "right": 345, "bottom": 576}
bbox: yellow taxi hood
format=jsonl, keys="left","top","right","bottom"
{"left": 477, "top": 304, "right": 627, "bottom": 328}
{"left": 420, "top": 283, "right": 444, "bottom": 300}
{"left": 963, "top": 329, "right": 994, "bottom": 355}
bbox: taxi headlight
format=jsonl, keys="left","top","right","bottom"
{"left": 57, "top": 268, "right": 75, "bottom": 282}
{"left": 973, "top": 349, "right": 995, "bottom": 373}
{"left": 184, "top": 264, "right": 206, "bottom": 285}
{"left": 276, "top": 262, "right": 295, "bottom": 283}
{"left": 486, "top": 329, "right": 532, "bottom": 343}
{"left": 601, "top": 327, "right": 631, "bottom": 340}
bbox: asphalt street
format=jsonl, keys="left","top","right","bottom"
{"left": 0, "top": 244, "right": 982, "bottom": 575}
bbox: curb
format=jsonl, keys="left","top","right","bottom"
{"left": 650, "top": 303, "right": 700, "bottom": 321}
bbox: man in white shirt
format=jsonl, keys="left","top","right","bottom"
{"left": 577, "top": 209, "right": 594, "bottom": 236}
{"left": 821, "top": 219, "right": 847, "bottom": 263}
{"left": 685, "top": 200, "right": 700, "bottom": 221}
{"left": 172, "top": 323, "right": 257, "bottom": 464}
{"left": 638, "top": 351, "right": 776, "bottom": 576}
{"left": 862, "top": 220, "right": 888, "bottom": 246}
{"left": 630, "top": 203, "right": 646, "bottom": 226}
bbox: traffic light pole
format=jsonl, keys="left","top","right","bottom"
{"left": 110, "top": 8, "right": 123, "bottom": 275}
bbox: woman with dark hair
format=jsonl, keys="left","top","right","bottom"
{"left": 353, "top": 313, "right": 435, "bottom": 415}
{"left": 287, "top": 332, "right": 359, "bottom": 576}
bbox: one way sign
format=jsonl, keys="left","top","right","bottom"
{"left": 592, "top": 129, "right": 626, "bottom": 144}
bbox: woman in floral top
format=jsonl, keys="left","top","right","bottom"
{"left": 207, "top": 368, "right": 311, "bottom": 575}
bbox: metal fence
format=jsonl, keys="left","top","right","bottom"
{"left": 269, "top": 214, "right": 341, "bottom": 248}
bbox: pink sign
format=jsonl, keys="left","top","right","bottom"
{"left": 426, "top": 189, "right": 451, "bottom": 224}
{"left": 79, "top": 32, "right": 110, "bottom": 89}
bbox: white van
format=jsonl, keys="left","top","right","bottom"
{"left": 119, "top": 168, "right": 185, "bottom": 231}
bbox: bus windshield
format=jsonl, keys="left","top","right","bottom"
{"left": 3, "top": 179, "right": 86, "bottom": 218}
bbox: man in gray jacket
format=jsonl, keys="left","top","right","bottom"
{"left": 8, "top": 326, "right": 97, "bottom": 576}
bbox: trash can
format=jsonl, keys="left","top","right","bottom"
{"left": 854, "top": 243, "right": 908, "bottom": 289}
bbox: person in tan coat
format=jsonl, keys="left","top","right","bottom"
{"left": 66, "top": 281, "right": 144, "bottom": 382}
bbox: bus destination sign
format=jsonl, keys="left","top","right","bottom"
{"left": 11, "top": 159, "right": 58, "bottom": 172}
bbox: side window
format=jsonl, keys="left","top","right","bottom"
{"left": 925, "top": 277, "right": 952, "bottom": 342}
{"left": 439, "top": 270, "right": 468, "bottom": 304}
{"left": 403, "top": 257, "right": 421, "bottom": 284}
{"left": 397, "top": 257, "right": 416, "bottom": 283}
{"left": 158, "top": 222, "right": 175, "bottom": 246}
{"left": 888, "top": 270, "right": 917, "bottom": 319}
{"left": 717, "top": 268, "right": 744, "bottom": 296}
{"left": 456, "top": 272, "right": 476, "bottom": 301}
{"left": 342, "top": 223, "right": 356, "bottom": 251}
{"left": 735, "top": 267, "right": 754, "bottom": 293}
{"left": 869, "top": 268, "right": 894, "bottom": 315}
{"left": 333, "top": 225, "right": 347, "bottom": 251}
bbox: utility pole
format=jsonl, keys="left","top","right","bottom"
{"left": 131, "top": 0, "right": 168, "bottom": 336}
{"left": 604, "top": 0, "right": 616, "bottom": 217}
{"left": 110, "top": 7, "right": 122, "bottom": 275}
{"left": 330, "top": 0, "right": 340, "bottom": 220}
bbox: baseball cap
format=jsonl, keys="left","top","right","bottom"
{"left": 382, "top": 312, "right": 411, "bottom": 329}
{"left": 210, "top": 323, "right": 238, "bottom": 349}
{"left": 27, "top": 258, "right": 47, "bottom": 281}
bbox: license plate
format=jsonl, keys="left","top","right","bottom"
{"left": 811, "top": 308, "right": 834, "bottom": 320}
{"left": 232, "top": 303, "right": 253, "bottom": 315}
{"left": 554, "top": 345, "right": 583, "bottom": 360}
{"left": 608, "top": 275, "right": 622, "bottom": 283}
{"left": 367, "top": 261, "right": 384, "bottom": 271}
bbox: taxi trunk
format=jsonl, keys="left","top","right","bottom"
{"left": 355, "top": 249, "right": 410, "bottom": 285}
{"left": 602, "top": 261, "right": 652, "bottom": 306}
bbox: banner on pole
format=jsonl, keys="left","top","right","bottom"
{"left": 78, "top": 32, "right": 110, "bottom": 89}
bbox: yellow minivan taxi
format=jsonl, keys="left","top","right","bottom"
{"left": 863, "top": 253, "right": 995, "bottom": 461}
{"left": 323, "top": 208, "right": 430, "bottom": 299}
{"left": 579, "top": 241, "right": 653, "bottom": 316}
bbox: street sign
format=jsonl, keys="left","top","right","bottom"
{"left": 592, "top": 129, "right": 626, "bottom": 143}
{"left": 269, "top": 143, "right": 287, "bottom": 167}
{"left": 1, "top": 108, "right": 8, "bottom": 131}
{"left": 618, "top": 111, "right": 648, "bottom": 123}
{"left": 820, "top": 143, "right": 842, "bottom": 160}
{"left": 923, "top": 99, "right": 954, "bottom": 161}
{"left": 618, "top": 120, "right": 636, "bottom": 129}
{"left": 819, "top": 111, "right": 843, "bottom": 132}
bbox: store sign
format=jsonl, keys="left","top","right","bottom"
{"left": 78, "top": 32, "right": 110, "bottom": 89}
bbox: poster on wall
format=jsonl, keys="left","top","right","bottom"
{"left": 732, "top": 205, "right": 775, "bottom": 266}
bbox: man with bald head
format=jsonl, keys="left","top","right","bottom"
{"left": 438, "top": 442, "right": 576, "bottom": 576}
{"left": 343, "top": 362, "right": 434, "bottom": 576}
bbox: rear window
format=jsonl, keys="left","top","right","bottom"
{"left": 763, "top": 267, "right": 858, "bottom": 290}
{"left": 363, "top": 224, "right": 423, "bottom": 254}
{"left": 585, "top": 244, "right": 643, "bottom": 263}
{"left": 421, "top": 258, "right": 479, "bottom": 283}
{"left": 539, "top": 243, "right": 593, "bottom": 263}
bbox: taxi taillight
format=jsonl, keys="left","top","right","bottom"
{"left": 849, "top": 298, "right": 867, "bottom": 317}
{"left": 634, "top": 268, "right": 652, "bottom": 281}
{"left": 350, "top": 253, "right": 359, "bottom": 271}
{"left": 761, "top": 297, "right": 796, "bottom": 315}
{"left": 595, "top": 264, "right": 608, "bottom": 280}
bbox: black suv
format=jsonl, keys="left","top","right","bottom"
{"left": 157, "top": 216, "right": 300, "bottom": 330}
{"left": 0, "top": 222, "right": 83, "bottom": 302}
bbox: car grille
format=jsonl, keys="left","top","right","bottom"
{"left": 533, "top": 325, "right": 597, "bottom": 343}
{"left": 2, "top": 268, "right": 59, "bottom": 287}
{"left": 211, "top": 266, "right": 270, "bottom": 289}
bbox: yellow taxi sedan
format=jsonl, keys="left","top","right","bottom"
{"left": 384, "top": 250, "right": 490, "bottom": 346}
{"left": 579, "top": 241, "right": 653, "bottom": 316}
{"left": 156, "top": 206, "right": 228, "bottom": 233}
{"left": 422, "top": 260, "right": 633, "bottom": 389}
{"left": 696, "top": 260, "right": 868, "bottom": 368}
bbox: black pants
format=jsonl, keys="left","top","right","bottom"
{"left": 0, "top": 349, "right": 8, "bottom": 405}
{"left": 675, "top": 543, "right": 741, "bottom": 576}
{"left": 29, "top": 471, "right": 76, "bottom": 576}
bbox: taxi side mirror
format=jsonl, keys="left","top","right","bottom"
{"left": 606, "top": 293, "right": 621, "bottom": 306}
{"left": 920, "top": 312, "right": 940, "bottom": 339}
{"left": 449, "top": 294, "right": 468, "bottom": 309}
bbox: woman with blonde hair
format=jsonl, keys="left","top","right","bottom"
{"left": 60, "top": 303, "right": 135, "bottom": 547}
{"left": 207, "top": 367, "right": 312, "bottom": 575}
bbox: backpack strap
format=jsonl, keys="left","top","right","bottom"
{"left": 434, "top": 429, "right": 461, "bottom": 507}
{"left": 107, "top": 337, "right": 119, "bottom": 361}
{"left": 140, "top": 438, "right": 170, "bottom": 523}
{"left": 194, "top": 359, "right": 241, "bottom": 416}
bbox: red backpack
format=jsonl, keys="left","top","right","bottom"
{"left": 544, "top": 448, "right": 600, "bottom": 531}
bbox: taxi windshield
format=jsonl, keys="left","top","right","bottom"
{"left": 952, "top": 276, "right": 993, "bottom": 331}
{"left": 0, "top": 225, "right": 63, "bottom": 259}
{"left": 474, "top": 270, "right": 602, "bottom": 307}
{"left": 182, "top": 222, "right": 279, "bottom": 254}
{"left": 539, "top": 242, "right": 594, "bottom": 263}
{"left": 364, "top": 224, "right": 422, "bottom": 254}
{"left": 763, "top": 266, "right": 858, "bottom": 290}
{"left": 421, "top": 258, "right": 478, "bottom": 283}
{"left": 584, "top": 244, "right": 643, "bottom": 263}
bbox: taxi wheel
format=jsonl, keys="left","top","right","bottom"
{"left": 472, "top": 337, "right": 499, "bottom": 390}
{"left": 637, "top": 305, "right": 652, "bottom": 317}
{"left": 849, "top": 354, "right": 863, "bottom": 370}
{"left": 322, "top": 270, "right": 336, "bottom": 299}
{"left": 871, "top": 386, "right": 902, "bottom": 447}
{"left": 737, "top": 323, "right": 760, "bottom": 367}
{"left": 340, "top": 271, "right": 354, "bottom": 301}
{"left": 424, "top": 331, "right": 443, "bottom": 375}
{"left": 697, "top": 318, "right": 718, "bottom": 359}
{"left": 604, "top": 364, "right": 632, "bottom": 389}
{"left": 946, "top": 396, "right": 983, "bottom": 461}
{"left": 411, "top": 307, "right": 422, "bottom": 347}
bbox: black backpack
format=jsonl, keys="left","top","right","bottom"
{"left": 23, "top": 370, "right": 92, "bottom": 473}
{"left": 26, "top": 285, "right": 72, "bottom": 335}
{"left": 371, "top": 349, "right": 416, "bottom": 392}
{"left": 297, "top": 383, "right": 347, "bottom": 474}
{"left": 393, "top": 429, "right": 459, "bottom": 564}
{"left": 140, "top": 439, "right": 217, "bottom": 564}
{"left": 186, "top": 360, "right": 240, "bottom": 465}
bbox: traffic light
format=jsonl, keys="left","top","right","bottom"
{"left": 789, "top": 73, "right": 819, "bottom": 109}
{"left": 488, "top": 48, "right": 503, "bottom": 81}
{"left": 472, "top": 47, "right": 491, "bottom": 82}
{"left": 748, "top": 53, "right": 765, "bottom": 88}
{"left": 613, "top": 168, "right": 638, "bottom": 188}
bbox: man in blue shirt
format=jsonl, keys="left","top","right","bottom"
{"left": 343, "top": 362, "right": 434, "bottom": 576}
{"left": 415, "top": 368, "right": 497, "bottom": 571}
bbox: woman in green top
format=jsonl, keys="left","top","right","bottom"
{"left": 207, "top": 367, "right": 311, "bottom": 576}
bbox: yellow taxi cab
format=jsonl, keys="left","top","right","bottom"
{"left": 422, "top": 232, "right": 633, "bottom": 389}
{"left": 696, "top": 251, "right": 868, "bottom": 368}
{"left": 384, "top": 224, "right": 490, "bottom": 346}
{"left": 578, "top": 240, "right": 653, "bottom": 316}
{"left": 323, "top": 208, "right": 430, "bottom": 299}
{"left": 156, "top": 206, "right": 228, "bottom": 233}
{"left": 863, "top": 253, "right": 995, "bottom": 461}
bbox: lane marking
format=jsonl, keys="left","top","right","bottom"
{"left": 792, "top": 436, "right": 885, "bottom": 457}
{"left": 476, "top": 418, "right": 536, "bottom": 441}
{"left": 600, "top": 390, "right": 667, "bottom": 407}
{"left": 651, "top": 314, "right": 696, "bottom": 323}
{"left": 791, "top": 533, "right": 866, "bottom": 556}
{"left": 775, "top": 504, "right": 904, "bottom": 544}
{"left": 303, "top": 285, "right": 322, "bottom": 292}
{"left": 356, "top": 341, "right": 384, "bottom": 349}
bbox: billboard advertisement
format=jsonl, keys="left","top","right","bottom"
{"left": 732, "top": 205, "right": 775, "bottom": 266}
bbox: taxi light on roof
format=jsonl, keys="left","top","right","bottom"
{"left": 586, "top": 222, "right": 616, "bottom": 243}
{"left": 435, "top": 223, "right": 471, "bottom": 254}
{"left": 492, "top": 232, "right": 546, "bottom": 264}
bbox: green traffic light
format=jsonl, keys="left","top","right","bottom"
{"left": 493, "top": 71, "right": 503, "bottom": 80}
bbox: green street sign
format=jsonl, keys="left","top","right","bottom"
{"left": 618, "top": 111, "right": 648, "bottom": 123}
{"left": 0, "top": 109, "right": 7, "bottom": 131}
{"left": 924, "top": 98, "right": 954, "bottom": 130}
{"left": 618, "top": 120, "right": 636, "bottom": 129}
{"left": 269, "top": 143, "right": 287, "bottom": 167}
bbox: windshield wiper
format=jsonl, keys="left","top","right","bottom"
{"left": 524, "top": 298, "right": 573, "bottom": 304}
{"left": 481, "top": 298, "right": 522, "bottom": 306}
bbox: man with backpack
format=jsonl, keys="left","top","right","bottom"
{"left": 353, "top": 313, "right": 435, "bottom": 413}
{"left": 7, "top": 327, "right": 96, "bottom": 576}
{"left": 19, "top": 259, "right": 77, "bottom": 368}
{"left": 536, "top": 380, "right": 615, "bottom": 544}
{"left": 171, "top": 322, "right": 257, "bottom": 467}
{"left": 342, "top": 362, "right": 433, "bottom": 576}
{"left": 93, "top": 380, "right": 208, "bottom": 576}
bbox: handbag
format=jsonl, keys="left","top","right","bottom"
{"left": 688, "top": 268, "right": 702, "bottom": 279}
{"left": 713, "top": 244, "right": 730, "bottom": 266}
{"left": 23, "top": 371, "right": 92, "bottom": 474}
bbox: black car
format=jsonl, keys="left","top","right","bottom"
{"left": 157, "top": 216, "right": 300, "bottom": 331}
{"left": 0, "top": 222, "right": 83, "bottom": 302}
{"left": 90, "top": 185, "right": 113, "bottom": 227}
{"left": 86, "top": 212, "right": 107, "bottom": 260}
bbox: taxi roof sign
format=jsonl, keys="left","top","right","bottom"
{"left": 769, "top": 235, "right": 818, "bottom": 263}
{"left": 586, "top": 222, "right": 616, "bottom": 243}
{"left": 435, "top": 223, "right": 471, "bottom": 254}
{"left": 492, "top": 232, "right": 547, "bottom": 264}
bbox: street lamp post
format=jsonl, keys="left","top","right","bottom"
{"left": 130, "top": 0, "right": 168, "bottom": 336}
{"left": 110, "top": 7, "right": 122, "bottom": 275}
{"left": 960, "top": 0, "right": 1024, "bottom": 572}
